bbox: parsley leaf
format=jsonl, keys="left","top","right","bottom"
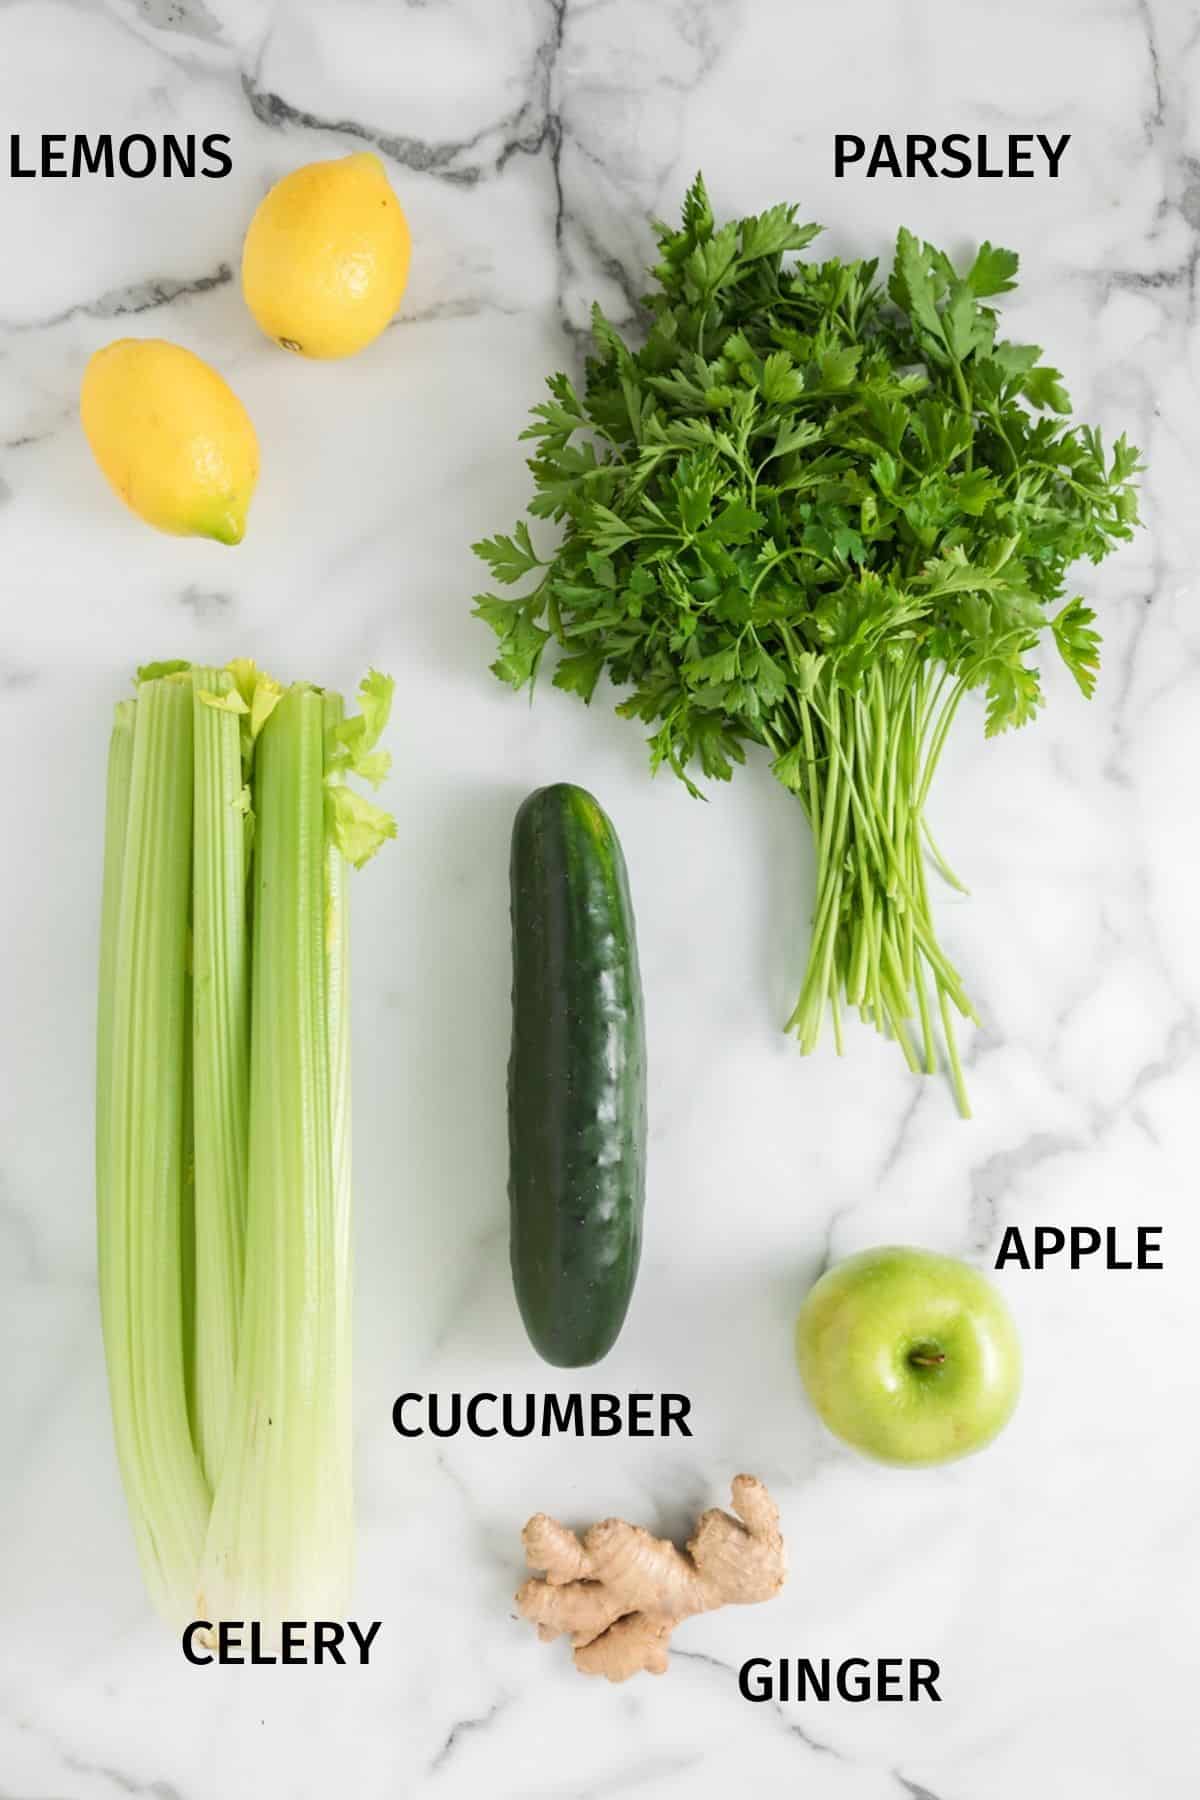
{"left": 967, "top": 241, "right": 1020, "bottom": 297}
{"left": 1051, "top": 597, "right": 1102, "bottom": 698}
{"left": 472, "top": 521, "right": 543, "bottom": 585}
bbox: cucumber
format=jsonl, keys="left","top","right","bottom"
{"left": 508, "top": 783, "right": 646, "bottom": 1367}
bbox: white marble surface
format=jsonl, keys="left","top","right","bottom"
{"left": 1, "top": 0, "right": 1197, "bottom": 1795}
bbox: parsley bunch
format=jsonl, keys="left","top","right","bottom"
{"left": 473, "top": 176, "right": 1141, "bottom": 1113}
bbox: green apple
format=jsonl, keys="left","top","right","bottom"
{"left": 795, "top": 1246, "right": 1021, "bottom": 1466}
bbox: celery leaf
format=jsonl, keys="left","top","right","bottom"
{"left": 326, "top": 785, "right": 397, "bottom": 868}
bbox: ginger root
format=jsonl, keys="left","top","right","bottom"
{"left": 515, "top": 1474, "right": 786, "bottom": 1681}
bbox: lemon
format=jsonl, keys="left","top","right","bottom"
{"left": 241, "top": 151, "right": 411, "bottom": 360}
{"left": 81, "top": 339, "right": 259, "bottom": 545}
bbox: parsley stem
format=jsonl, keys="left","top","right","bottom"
{"left": 781, "top": 656, "right": 976, "bottom": 1110}
{"left": 940, "top": 985, "right": 971, "bottom": 1119}
{"left": 830, "top": 979, "right": 844, "bottom": 1056}
{"left": 918, "top": 680, "right": 968, "bottom": 813}
{"left": 800, "top": 701, "right": 821, "bottom": 841}
{"left": 921, "top": 819, "right": 968, "bottom": 894}
{"left": 913, "top": 956, "right": 937, "bottom": 1075}
{"left": 984, "top": 404, "right": 1019, "bottom": 473}
{"left": 949, "top": 355, "right": 975, "bottom": 473}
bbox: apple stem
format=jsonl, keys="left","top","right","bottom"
{"left": 908, "top": 1346, "right": 946, "bottom": 1368}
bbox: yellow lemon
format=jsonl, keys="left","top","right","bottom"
{"left": 241, "top": 151, "right": 411, "bottom": 359}
{"left": 81, "top": 339, "right": 258, "bottom": 545}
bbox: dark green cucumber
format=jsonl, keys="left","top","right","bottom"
{"left": 508, "top": 783, "right": 646, "bottom": 1367}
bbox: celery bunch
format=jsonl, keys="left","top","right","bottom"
{"left": 96, "top": 660, "right": 395, "bottom": 1628}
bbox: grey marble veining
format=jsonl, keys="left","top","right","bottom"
{"left": 0, "top": 2, "right": 1196, "bottom": 1796}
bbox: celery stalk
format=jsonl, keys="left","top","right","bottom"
{"left": 189, "top": 668, "right": 250, "bottom": 1492}
{"left": 96, "top": 699, "right": 136, "bottom": 1349}
{"left": 99, "top": 677, "right": 210, "bottom": 1621}
{"left": 200, "top": 685, "right": 349, "bottom": 1626}
{"left": 322, "top": 691, "right": 354, "bottom": 1539}
{"left": 98, "top": 662, "right": 393, "bottom": 1633}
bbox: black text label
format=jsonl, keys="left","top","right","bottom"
{"left": 995, "top": 1225, "right": 1162, "bottom": 1271}
{"left": 391, "top": 1391, "right": 693, "bottom": 1439}
{"left": 8, "top": 133, "right": 232, "bottom": 179}
{"left": 834, "top": 133, "right": 1070, "bottom": 179}
{"left": 183, "top": 1620, "right": 382, "bottom": 1665}
{"left": 739, "top": 1658, "right": 942, "bottom": 1702}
